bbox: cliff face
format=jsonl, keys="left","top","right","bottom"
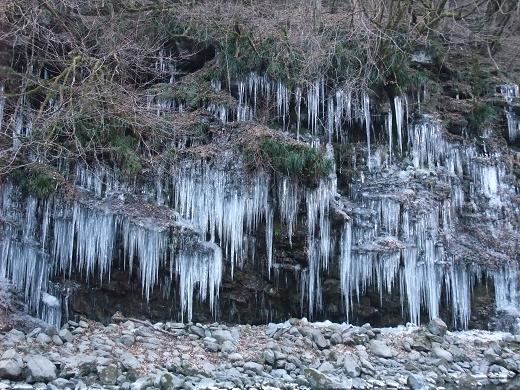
{"left": 0, "top": 0, "right": 519, "bottom": 330}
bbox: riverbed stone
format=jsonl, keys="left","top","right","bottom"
{"left": 304, "top": 368, "right": 350, "bottom": 389}
{"left": 189, "top": 325, "right": 205, "bottom": 338}
{"left": 212, "top": 329, "right": 234, "bottom": 344}
{"left": 309, "top": 329, "right": 328, "bottom": 349}
{"left": 407, "top": 374, "right": 428, "bottom": 389}
{"left": 221, "top": 340, "right": 237, "bottom": 354}
{"left": 99, "top": 364, "right": 119, "bottom": 385}
{"left": 369, "top": 340, "right": 396, "bottom": 358}
{"left": 130, "top": 376, "right": 152, "bottom": 390}
{"left": 0, "top": 359, "right": 23, "bottom": 379}
{"left": 343, "top": 355, "right": 361, "bottom": 378}
{"left": 25, "top": 355, "right": 57, "bottom": 383}
{"left": 35, "top": 333, "right": 51, "bottom": 345}
{"left": 243, "top": 362, "right": 263, "bottom": 374}
{"left": 427, "top": 318, "right": 447, "bottom": 338}
{"left": 119, "top": 334, "right": 135, "bottom": 347}
{"left": 263, "top": 349, "right": 275, "bottom": 365}
{"left": 57, "top": 329, "right": 73, "bottom": 343}
{"left": 432, "top": 346, "right": 453, "bottom": 362}
{"left": 6, "top": 329, "right": 25, "bottom": 344}
{"left": 120, "top": 352, "right": 140, "bottom": 370}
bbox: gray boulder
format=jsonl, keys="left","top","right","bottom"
{"left": 271, "top": 368, "right": 292, "bottom": 380}
{"left": 119, "top": 334, "right": 135, "bottom": 347}
{"left": 51, "top": 378, "right": 74, "bottom": 389}
{"left": 432, "top": 346, "right": 453, "bottom": 362}
{"left": 120, "top": 352, "right": 140, "bottom": 370}
{"left": 25, "top": 355, "right": 57, "bottom": 383}
{"left": 35, "top": 333, "right": 51, "bottom": 345}
{"left": 343, "top": 354, "right": 361, "bottom": 377}
{"left": 130, "top": 376, "right": 153, "bottom": 390}
{"left": 159, "top": 372, "right": 185, "bottom": 389}
{"left": 308, "top": 329, "right": 328, "bottom": 349}
{"left": 78, "top": 320, "right": 89, "bottom": 329}
{"left": 27, "top": 328, "right": 42, "bottom": 338}
{"left": 99, "top": 364, "right": 119, "bottom": 385}
{"left": 263, "top": 349, "right": 275, "bottom": 365}
{"left": 407, "top": 374, "right": 428, "bottom": 390}
{"left": 243, "top": 362, "right": 264, "bottom": 374}
{"left": 304, "top": 368, "right": 351, "bottom": 390}
{"left": 0, "top": 350, "right": 23, "bottom": 379}
{"left": 6, "top": 329, "right": 25, "bottom": 344}
{"left": 189, "top": 325, "right": 205, "bottom": 338}
{"left": 427, "top": 318, "right": 447, "bottom": 337}
{"left": 330, "top": 333, "right": 342, "bottom": 345}
{"left": 221, "top": 340, "right": 237, "bottom": 354}
{"left": 51, "top": 335, "right": 63, "bottom": 346}
{"left": 228, "top": 353, "right": 243, "bottom": 362}
{"left": 58, "top": 329, "right": 73, "bottom": 343}
{"left": 211, "top": 329, "right": 234, "bottom": 344}
{"left": 369, "top": 340, "right": 396, "bottom": 358}
{"left": 11, "top": 384, "right": 34, "bottom": 390}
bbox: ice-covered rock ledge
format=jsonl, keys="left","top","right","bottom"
{"left": 1, "top": 317, "right": 520, "bottom": 390}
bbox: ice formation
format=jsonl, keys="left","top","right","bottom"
{"left": 500, "top": 84, "right": 520, "bottom": 141}
{"left": 0, "top": 70, "right": 518, "bottom": 330}
{"left": 0, "top": 182, "right": 223, "bottom": 325}
{"left": 0, "top": 84, "right": 4, "bottom": 133}
{"left": 506, "top": 110, "right": 520, "bottom": 141}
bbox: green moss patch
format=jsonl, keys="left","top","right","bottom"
{"left": 245, "top": 137, "right": 333, "bottom": 181}
{"left": 10, "top": 166, "right": 58, "bottom": 198}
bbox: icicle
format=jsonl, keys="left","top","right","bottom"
{"left": 386, "top": 110, "right": 393, "bottom": 164}
{"left": 266, "top": 208, "right": 274, "bottom": 277}
{"left": 74, "top": 204, "right": 117, "bottom": 283}
{"left": 207, "top": 103, "right": 228, "bottom": 124}
{"left": 326, "top": 97, "right": 334, "bottom": 142}
{"left": 276, "top": 82, "right": 289, "bottom": 130}
{"left": 362, "top": 92, "right": 371, "bottom": 170}
{"left": 407, "top": 116, "right": 464, "bottom": 171}
{"left": 498, "top": 84, "right": 519, "bottom": 104}
{"left": 307, "top": 80, "right": 320, "bottom": 134}
{"left": 172, "top": 160, "right": 270, "bottom": 274}
{"left": 499, "top": 84, "right": 520, "bottom": 142}
{"left": 339, "top": 220, "right": 352, "bottom": 320}
{"left": 0, "top": 181, "right": 228, "bottom": 325}
{"left": 470, "top": 160, "right": 502, "bottom": 199}
{"left": 295, "top": 87, "right": 302, "bottom": 140}
{"left": 491, "top": 263, "right": 519, "bottom": 312}
{"left": 0, "top": 84, "right": 5, "bottom": 133}
{"left": 506, "top": 111, "right": 520, "bottom": 141}
{"left": 394, "top": 96, "right": 405, "bottom": 155}
{"left": 40, "top": 293, "right": 61, "bottom": 328}
{"left": 334, "top": 89, "right": 348, "bottom": 143}
{"left": 211, "top": 80, "right": 221, "bottom": 92}
{"left": 176, "top": 242, "right": 222, "bottom": 322}
{"left": 237, "top": 80, "right": 253, "bottom": 122}
{"left": 305, "top": 179, "right": 334, "bottom": 316}
{"left": 277, "top": 178, "right": 300, "bottom": 246}
{"left": 448, "top": 264, "right": 473, "bottom": 329}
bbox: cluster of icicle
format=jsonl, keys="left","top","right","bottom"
{"left": 340, "top": 114, "right": 518, "bottom": 328}
{"left": 157, "top": 115, "right": 515, "bottom": 329}
{"left": 168, "top": 158, "right": 339, "bottom": 318}
{"left": 230, "top": 74, "right": 421, "bottom": 174}
{"left": 1, "top": 66, "right": 519, "bottom": 330}
{"left": 500, "top": 84, "right": 520, "bottom": 142}
{"left": 143, "top": 71, "right": 413, "bottom": 173}
{"left": 0, "top": 181, "right": 223, "bottom": 326}
{"left": 69, "top": 157, "right": 341, "bottom": 322}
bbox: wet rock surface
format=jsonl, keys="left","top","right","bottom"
{"left": 0, "top": 317, "right": 519, "bottom": 389}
